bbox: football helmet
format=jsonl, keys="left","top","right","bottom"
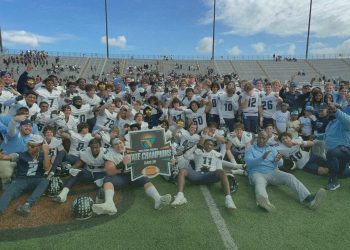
{"left": 72, "top": 196, "right": 94, "bottom": 220}
{"left": 46, "top": 176, "right": 63, "bottom": 197}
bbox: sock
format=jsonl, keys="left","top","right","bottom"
{"left": 176, "top": 192, "right": 184, "bottom": 198}
{"left": 145, "top": 185, "right": 161, "bottom": 202}
{"left": 59, "top": 187, "right": 69, "bottom": 201}
{"left": 225, "top": 195, "right": 232, "bottom": 200}
{"left": 105, "top": 189, "right": 115, "bottom": 204}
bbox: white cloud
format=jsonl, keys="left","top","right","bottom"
{"left": 251, "top": 42, "right": 266, "bottom": 53}
{"left": 3, "top": 30, "right": 57, "bottom": 48}
{"left": 101, "top": 35, "right": 127, "bottom": 49}
{"left": 195, "top": 37, "right": 213, "bottom": 53}
{"left": 286, "top": 43, "right": 296, "bottom": 55}
{"left": 201, "top": 0, "right": 350, "bottom": 38}
{"left": 310, "top": 39, "right": 350, "bottom": 55}
{"left": 227, "top": 46, "right": 242, "bottom": 56}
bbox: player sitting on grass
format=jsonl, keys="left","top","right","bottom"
{"left": 92, "top": 138, "right": 171, "bottom": 215}
{"left": 0, "top": 135, "right": 50, "bottom": 216}
{"left": 276, "top": 132, "right": 328, "bottom": 176}
{"left": 52, "top": 138, "right": 105, "bottom": 203}
{"left": 171, "top": 139, "right": 237, "bottom": 209}
{"left": 244, "top": 131, "right": 326, "bottom": 212}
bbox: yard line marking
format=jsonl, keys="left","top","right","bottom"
{"left": 200, "top": 185, "right": 238, "bottom": 250}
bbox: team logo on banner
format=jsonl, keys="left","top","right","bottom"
{"left": 126, "top": 129, "right": 172, "bottom": 181}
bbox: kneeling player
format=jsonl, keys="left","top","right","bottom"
{"left": 172, "top": 139, "right": 237, "bottom": 209}
{"left": 277, "top": 132, "right": 328, "bottom": 176}
{"left": 92, "top": 138, "right": 171, "bottom": 215}
{"left": 53, "top": 138, "right": 105, "bottom": 203}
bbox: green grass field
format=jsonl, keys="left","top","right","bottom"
{"left": 1, "top": 171, "right": 350, "bottom": 250}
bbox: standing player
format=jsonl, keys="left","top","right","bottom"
{"left": 260, "top": 82, "right": 283, "bottom": 128}
{"left": 217, "top": 82, "right": 239, "bottom": 132}
{"left": 239, "top": 82, "right": 262, "bottom": 133}
{"left": 35, "top": 78, "right": 61, "bottom": 112}
{"left": 184, "top": 100, "right": 211, "bottom": 133}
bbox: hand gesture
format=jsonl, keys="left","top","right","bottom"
{"left": 123, "top": 154, "right": 131, "bottom": 165}
{"left": 273, "top": 152, "right": 282, "bottom": 162}
{"left": 14, "top": 114, "right": 29, "bottom": 122}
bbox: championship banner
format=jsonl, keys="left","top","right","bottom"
{"left": 126, "top": 129, "right": 172, "bottom": 181}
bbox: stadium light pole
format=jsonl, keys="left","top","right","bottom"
{"left": 104, "top": 0, "right": 110, "bottom": 58}
{"left": 211, "top": 0, "right": 216, "bottom": 60}
{"left": 0, "top": 26, "right": 3, "bottom": 53}
{"left": 305, "top": 0, "right": 313, "bottom": 60}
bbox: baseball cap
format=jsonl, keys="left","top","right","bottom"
{"left": 291, "top": 110, "right": 299, "bottom": 116}
{"left": 20, "top": 119, "right": 33, "bottom": 126}
{"left": 290, "top": 81, "right": 297, "bottom": 88}
{"left": 28, "top": 135, "right": 44, "bottom": 145}
{"left": 302, "top": 82, "right": 311, "bottom": 88}
{"left": 305, "top": 106, "right": 314, "bottom": 112}
{"left": 281, "top": 102, "right": 289, "bottom": 107}
{"left": 318, "top": 103, "right": 328, "bottom": 110}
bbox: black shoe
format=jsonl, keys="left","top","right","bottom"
{"left": 227, "top": 173, "right": 238, "bottom": 193}
{"left": 16, "top": 203, "right": 31, "bottom": 216}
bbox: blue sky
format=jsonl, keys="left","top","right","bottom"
{"left": 1, "top": 0, "right": 350, "bottom": 58}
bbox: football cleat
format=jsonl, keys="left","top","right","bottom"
{"left": 226, "top": 173, "right": 238, "bottom": 193}
{"left": 171, "top": 194, "right": 187, "bottom": 206}
{"left": 155, "top": 194, "right": 172, "bottom": 210}
{"left": 92, "top": 202, "right": 117, "bottom": 215}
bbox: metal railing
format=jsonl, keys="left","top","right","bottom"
{"left": 1, "top": 48, "right": 350, "bottom": 61}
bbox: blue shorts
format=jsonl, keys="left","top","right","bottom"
{"left": 185, "top": 166, "right": 220, "bottom": 185}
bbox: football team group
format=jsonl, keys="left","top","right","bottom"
{"left": 0, "top": 60, "right": 349, "bottom": 219}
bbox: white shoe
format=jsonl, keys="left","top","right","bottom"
{"left": 171, "top": 194, "right": 187, "bottom": 206}
{"left": 256, "top": 195, "right": 275, "bottom": 212}
{"left": 225, "top": 196, "right": 237, "bottom": 209}
{"left": 155, "top": 194, "right": 172, "bottom": 210}
{"left": 92, "top": 202, "right": 117, "bottom": 215}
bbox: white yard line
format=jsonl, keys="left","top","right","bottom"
{"left": 200, "top": 185, "right": 238, "bottom": 250}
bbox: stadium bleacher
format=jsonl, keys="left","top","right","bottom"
{"left": 1, "top": 52, "right": 350, "bottom": 84}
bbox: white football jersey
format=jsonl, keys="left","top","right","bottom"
{"left": 181, "top": 95, "right": 201, "bottom": 108}
{"left": 208, "top": 92, "right": 220, "bottom": 115}
{"left": 276, "top": 138, "right": 309, "bottom": 169}
{"left": 69, "top": 132, "right": 94, "bottom": 157}
{"left": 240, "top": 91, "right": 261, "bottom": 117}
{"left": 48, "top": 137, "right": 64, "bottom": 159}
{"left": 227, "top": 131, "right": 253, "bottom": 154}
{"left": 71, "top": 104, "right": 93, "bottom": 123}
{"left": 168, "top": 108, "right": 186, "bottom": 125}
{"left": 0, "top": 90, "right": 14, "bottom": 114}
{"left": 16, "top": 100, "right": 40, "bottom": 117}
{"left": 55, "top": 115, "right": 79, "bottom": 132}
{"left": 35, "top": 111, "right": 53, "bottom": 133}
{"left": 218, "top": 93, "right": 239, "bottom": 119}
{"left": 94, "top": 109, "right": 117, "bottom": 131}
{"left": 129, "top": 88, "right": 145, "bottom": 102}
{"left": 191, "top": 148, "right": 223, "bottom": 172}
{"left": 103, "top": 149, "right": 129, "bottom": 172}
{"left": 80, "top": 148, "right": 105, "bottom": 172}
{"left": 36, "top": 88, "right": 61, "bottom": 111}
{"left": 81, "top": 94, "right": 101, "bottom": 108}
{"left": 178, "top": 129, "right": 200, "bottom": 149}
{"left": 185, "top": 107, "right": 207, "bottom": 133}
{"left": 261, "top": 91, "right": 279, "bottom": 118}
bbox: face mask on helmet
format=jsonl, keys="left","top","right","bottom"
{"left": 72, "top": 196, "right": 94, "bottom": 220}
